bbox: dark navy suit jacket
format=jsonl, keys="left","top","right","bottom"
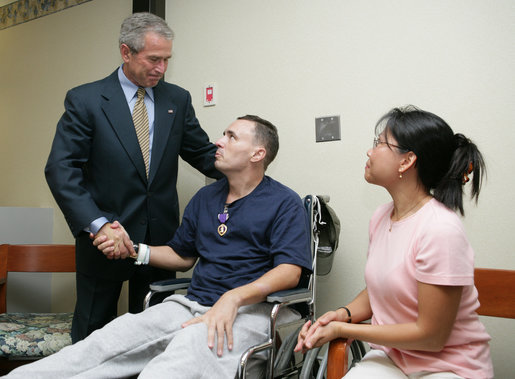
{"left": 45, "top": 69, "right": 220, "bottom": 280}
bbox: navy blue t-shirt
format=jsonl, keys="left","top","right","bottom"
{"left": 167, "top": 176, "right": 312, "bottom": 306}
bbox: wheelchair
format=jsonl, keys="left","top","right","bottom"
{"left": 143, "top": 194, "right": 364, "bottom": 378}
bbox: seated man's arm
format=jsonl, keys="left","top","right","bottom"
{"left": 93, "top": 223, "right": 196, "bottom": 272}
{"left": 223, "top": 263, "right": 301, "bottom": 306}
{"left": 183, "top": 263, "right": 302, "bottom": 357}
{"left": 147, "top": 245, "right": 197, "bottom": 272}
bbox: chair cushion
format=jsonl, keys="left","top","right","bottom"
{"left": 0, "top": 312, "right": 72, "bottom": 358}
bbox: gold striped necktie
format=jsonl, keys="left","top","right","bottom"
{"left": 133, "top": 87, "right": 150, "bottom": 177}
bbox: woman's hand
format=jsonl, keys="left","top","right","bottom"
{"left": 294, "top": 310, "right": 341, "bottom": 353}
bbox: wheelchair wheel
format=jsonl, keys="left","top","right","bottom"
{"left": 299, "top": 347, "right": 323, "bottom": 379}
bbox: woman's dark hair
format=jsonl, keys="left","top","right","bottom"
{"left": 375, "top": 105, "right": 485, "bottom": 215}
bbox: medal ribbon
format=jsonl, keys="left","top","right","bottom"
{"left": 217, "top": 204, "right": 229, "bottom": 236}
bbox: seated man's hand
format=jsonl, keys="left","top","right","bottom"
{"left": 91, "top": 221, "right": 135, "bottom": 259}
{"left": 182, "top": 290, "right": 240, "bottom": 357}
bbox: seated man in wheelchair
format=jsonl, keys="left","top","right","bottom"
{"left": 6, "top": 115, "right": 312, "bottom": 379}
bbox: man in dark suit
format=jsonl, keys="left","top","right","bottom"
{"left": 45, "top": 12, "right": 221, "bottom": 342}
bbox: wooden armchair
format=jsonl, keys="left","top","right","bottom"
{"left": 474, "top": 268, "right": 515, "bottom": 319}
{"left": 0, "top": 244, "right": 75, "bottom": 375}
{"left": 326, "top": 268, "right": 515, "bottom": 379}
{"left": 327, "top": 338, "right": 353, "bottom": 379}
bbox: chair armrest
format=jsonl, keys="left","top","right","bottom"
{"left": 149, "top": 278, "right": 191, "bottom": 292}
{"left": 0, "top": 277, "right": 5, "bottom": 286}
{"left": 144, "top": 278, "right": 192, "bottom": 310}
{"left": 327, "top": 338, "right": 351, "bottom": 379}
{"left": 266, "top": 287, "right": 311, "bottom": 304}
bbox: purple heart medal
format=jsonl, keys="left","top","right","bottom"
{"left": 217, "top": 204, "right": 229, "bottom": 236}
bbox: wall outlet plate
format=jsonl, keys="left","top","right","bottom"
{"left": 315, "top": 115, "right": 341, "bottom": 142}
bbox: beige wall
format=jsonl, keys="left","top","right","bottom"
{"left": 166, "top": 0, "right": 515, "bottom": 376}
{"left": 1, "top": 0, "right": 513, "bottom": 375}
{"left": 0, "top": 0, "right": 132, "bottom": 311}
{"left": 0, "top": 0, "right": 130, "bottom": 240}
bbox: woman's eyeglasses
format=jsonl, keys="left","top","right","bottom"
{"left": 373, "top": 138, "right": 405, "bottom": 150}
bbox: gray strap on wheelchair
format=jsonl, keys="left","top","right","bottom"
{"left": 274, "top": 325, "right": 304, "bottom": 372}
{"left": 350, "top": 339, "right": 367, "bottom": 368}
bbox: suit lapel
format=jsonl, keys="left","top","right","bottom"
{"left": 149, "top": 82, "right": 177, "bottom": 184}
{"left": 101, "top": 71, "right": 148, "bottom": 182}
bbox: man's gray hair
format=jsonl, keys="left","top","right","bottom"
{"left": 119, "top": 12, "right": 174, "bottom": 53}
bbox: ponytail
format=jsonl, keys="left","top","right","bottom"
{"left": 433, "top": 134, "right": 486, "bottom": 215}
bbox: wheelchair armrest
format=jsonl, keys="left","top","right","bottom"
{"left": 266, "top": 287, "right": 311, "bottom": 304}
{"left": 144, "top": 278, "right": 192, "bottom": 310}
{"left": 149, "top": 278, "right": 191, "bottom": 292}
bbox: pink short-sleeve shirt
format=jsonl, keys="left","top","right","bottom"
{"left": 365, "top": 198, "right": 493, "bottom": 378}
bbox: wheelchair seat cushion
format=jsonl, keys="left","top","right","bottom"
{"left": 0, "top": 312, "right": 72, "bottom": 358}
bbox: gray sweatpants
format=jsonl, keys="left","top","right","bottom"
{"left": 4, "top": 295, "right": 299, "bottom": 379}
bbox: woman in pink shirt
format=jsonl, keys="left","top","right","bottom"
{"left": 295, "top": 106, "right": 493, "bottom": 378}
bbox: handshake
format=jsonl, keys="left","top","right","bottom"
{"left": 90, "top": 221, "right": 150, "bottom": 265}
